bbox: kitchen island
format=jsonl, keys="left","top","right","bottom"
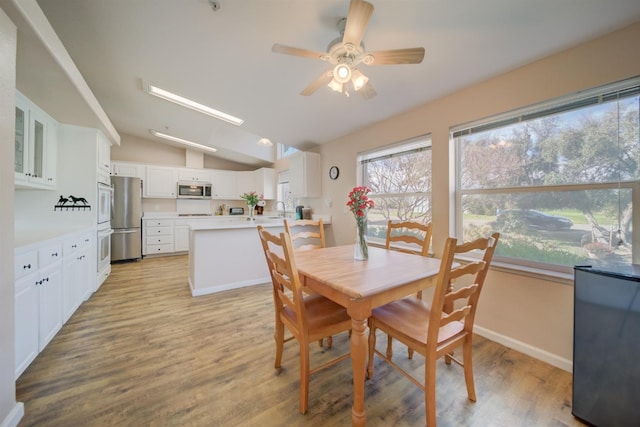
{"left": 188, "top": 217, "right": 285, "bottom": 296}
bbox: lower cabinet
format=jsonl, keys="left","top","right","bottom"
{"left": 14, "top": 271, "right": 39, "bottom": 378}
{"left": 174, "top": 224, "right": 189, "bottom": 252}
{"left": 143, "top": 219, "right": 174, "bottom": 255}
{"left": 37, "top": 262, "right": 63, "bottom": 352}
{"left": 14, "top": 230, "right": 95, "bottom": 379}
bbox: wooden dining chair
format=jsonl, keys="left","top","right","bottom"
{"left": 284, "top": 218, "right": 335, "bottom": 348}
{"left": 385, "top": 220, "right": 433, "bottom": 359}
{"left": 385, "top": 219, "right": 432, "bottom": 256}
{"left": 367, "top": 232, "right": 499, "bottom": 427}
{"left": 284, "top": 218, "right": 326, "bottom": 251}
{"left": 257, "top": 225, "right": 351, "bottom": 414}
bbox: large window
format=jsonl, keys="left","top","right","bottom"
{"left": 359, "top": 136, "right": 432, "bottom": 243}
{"left": 454, "top": 77, "right": 640, "bottom": 273}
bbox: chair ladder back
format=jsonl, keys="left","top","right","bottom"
{"left": 424, "top": 237, "right": 459, "bottom": 351}
{"left": 284, "top": 218, "right": 326, "bottom": 251}
{"left": 385, "top": 220, "right": 433, "bottom": 256}
{"left": 259, "top": 226, "right": 308, "bottom": 333}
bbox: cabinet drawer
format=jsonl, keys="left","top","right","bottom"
{"left": 63, "top": 238, "right": 81, "bottom": 255}
{"left": 146, "top": 235, "right": 173, "bottom": 245}
{"left": 145, "top": 243, "right": 174, "bottom": 254}
{"left": 146, "top": 226, "right": 173, "bottom": 236}
{"left": 38, "top": 243, "right": 62, "bottom": 268}
{"left": 145, "top": 219, "right": 173, "bottom": 227}
{"left": 15, "top": 251, "right": 38, "bottom": 280}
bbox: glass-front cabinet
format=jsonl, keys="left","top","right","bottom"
{"left": 14, "top": 94, "right": 28, "bottom": 183}
{"left": 15, "top": 91, "right": 57, "bottom": 189}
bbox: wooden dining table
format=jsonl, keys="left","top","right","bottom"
{"left": 294, "top": 244, "right": 444, "bottom": 426}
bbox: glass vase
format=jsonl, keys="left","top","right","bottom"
{"left": 248, "top": 204, "right": 255, "bottom": 221}
{"left": 354, "top": 217, "right": 369, "bottom": 261}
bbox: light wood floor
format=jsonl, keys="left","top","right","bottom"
{"left": 16, "top": 255, "right": 585, "bottom": 427}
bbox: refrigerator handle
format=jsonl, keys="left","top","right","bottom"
{"left": 113, "top": 229, "right": 139, "bottom": 234}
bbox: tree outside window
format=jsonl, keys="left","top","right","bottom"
{"left": 359, "top": 137, "right": 432, "bottom": 242}
{"left": 455, "top": 79, "right": 639, "bottom": 272}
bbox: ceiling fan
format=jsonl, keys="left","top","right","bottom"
{"left": 272, "top": 0, "right": 425, "bottom": 99}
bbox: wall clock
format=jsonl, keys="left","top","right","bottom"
{"left": 329, "top": 166, "right": 340, "bottom": 180}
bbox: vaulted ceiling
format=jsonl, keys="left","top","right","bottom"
{"left": 30, "top": 0, "right": 640, "bottom": 166}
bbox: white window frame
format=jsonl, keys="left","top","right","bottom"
{"left": 358, "top": 135, "right": 433, "bottom": 245}
{"left": 452, "top": 76, "right": 640, "bottom": 276}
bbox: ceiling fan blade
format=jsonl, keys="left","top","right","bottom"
{"left": 300, "top": 70, "right": 334, "bottom": 96}
{"left": 342, "top": 0, "right": 374, "bottom": 49}
{"left": 366, "top": 48, "right": 426, "bottom": 65}
{"left": 272, "top": 44, "right": 327, "bottom": 60}
{"left": 358, "top": 81, "right": 376, "bottom": 99}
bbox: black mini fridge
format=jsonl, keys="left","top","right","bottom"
{"left": 573, "top": 265, "right": 640, "bottom": 426}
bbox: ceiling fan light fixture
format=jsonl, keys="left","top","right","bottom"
{"left": 150, "top": 130, "right": 218, "bottom": 153}
{"left": 144, "top": 82, "right": 244, "bottom": 126}
{"left": 351, "top": 69, "right": 368, "bottom": 91}
{"left": 333, "top": 64, "right": 352, "bottom": 84}
{"left": 328, "top": 79, "right": 343, "bottom": 93}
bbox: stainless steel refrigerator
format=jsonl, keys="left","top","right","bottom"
{"left": 111, "top": 176, "right": 142, "bottom": 261}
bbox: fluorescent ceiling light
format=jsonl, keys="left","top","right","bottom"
{"left": 150, "top": 130, "right": 217, "bottom": 153}
{"left": 144, "top": 82, "right": 244, "bottom": 126}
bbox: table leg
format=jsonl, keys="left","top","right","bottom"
{"left": 350, "top": 316, "right": 367, "bottom": 426}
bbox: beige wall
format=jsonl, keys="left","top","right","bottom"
{"left": 112, "top": 132, "right": 254, "bottom": 171}
{"left": 314, "top": 21, "right": 640, "bottom": 369}
{"left": 0, "top": 7, "right": 19, "bottom": 425}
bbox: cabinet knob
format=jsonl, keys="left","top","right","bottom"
{"left": 23, "top": 263, "right": 31, "bottom": 269}
{"left": 52, "top": 252, "right": 58, "bottom": 257}
{"left": 72, "top": 244, "right": 77, "bottom": 248}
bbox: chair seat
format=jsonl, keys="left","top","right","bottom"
{"left": 283, "top": 293, "right": 351, "bottom": 338}
{"left": 372, "top": 297, "right": 464, "bottom": 346}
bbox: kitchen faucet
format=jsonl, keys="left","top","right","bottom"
{"left": 274, "top": 201, "right": 286, "bottom": 217}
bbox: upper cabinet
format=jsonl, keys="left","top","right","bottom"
{"left": 254, "top": 168, "right": 276, "bottom": 200}
{"left": 144, "top": 166, "right": 177, "bottom": 198}
{"left": 15, "top": 91, "right": 58, "bottom": 190}
{"left": 111, "top": 161, "right": 144, "bottom": 179}
{"left": 289, "top": 152, "right": 321, "bottom": 198}
{"left": 211, "top": 170, "right": 237, "bottom": 199}
{"left": 178, "top": 168, "right": 212, "bottom": 182}
{"left": 97, "top": 132, "right": 111, "bottom": 173}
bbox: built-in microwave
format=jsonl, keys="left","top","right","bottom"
{"left": 177, "top": 181, "right": 212, "bottom": 199}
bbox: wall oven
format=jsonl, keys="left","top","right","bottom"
{"left": 97, "top": 223, "right": 113, "bottom": 287}
{"left": 177, "top": 181, "right": 212, "bottom": 199}
{"left": 97, "top": 182, "right": 113, "bottom": 225}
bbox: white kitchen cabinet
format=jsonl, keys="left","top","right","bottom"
{"left": 254, "top": 168, "right": 276, "bottom": 200}
{"left": 14, "top": 270, "right": 38, "bottom": 379}
{"left": 236, "top": 171, "right": 254, "bottom": 197}
{"left": 78, "top": 233, "right": 95, "bottom": 302}
{"left": 211, "top": 170, "right": 237, "bottom": 199}
{"left": 289, "top": 151, "right": 321, "bottom": 198}
{"left": 37, "top": 261, "right": 63, "bottom": 352}
{"left": 97, "top": 131, "right": 111, "bottom": 174}
{"left": 178, "top": 168, "right": 212, "bottom": 182}
{"left": 37, "top": 243, "right": 64, "bottom": 352}
{"left": 111, "top": 161, "right": 144, "bottom": 179}
{"left": 174, "top": 224, "right": 190, "bottom": 252}
{"left": 15, "top": 91, "right": 58, "bottom": 190}
{"left": 143, "top": 219, "right": 175, "bottom": 255}
{"left": 62, "top": 240, "right": 81, "bottom": 323}
{"left": 62, "top": 232, "right": 94, "bottom": 323}
{"left": 144, "top": 166, "right": 178, "bottom": 198}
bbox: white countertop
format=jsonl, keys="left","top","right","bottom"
{"left": 15, "top": 225, "right": 96, "bottom": 252}
{"left": 143, "top": 211, "right": 332, "bottom": 224}
{"left": 189, "top": 217, "right": 286, "bottom": 231}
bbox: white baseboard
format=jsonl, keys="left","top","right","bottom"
{"left": 474, "top": 326, "right": 573, "bottom": 373}
{"left": 189, "top": 276, "right": 269, "bottom": 297}
{"left": 0, "top": 402, "right": 24, "bottom": 427}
